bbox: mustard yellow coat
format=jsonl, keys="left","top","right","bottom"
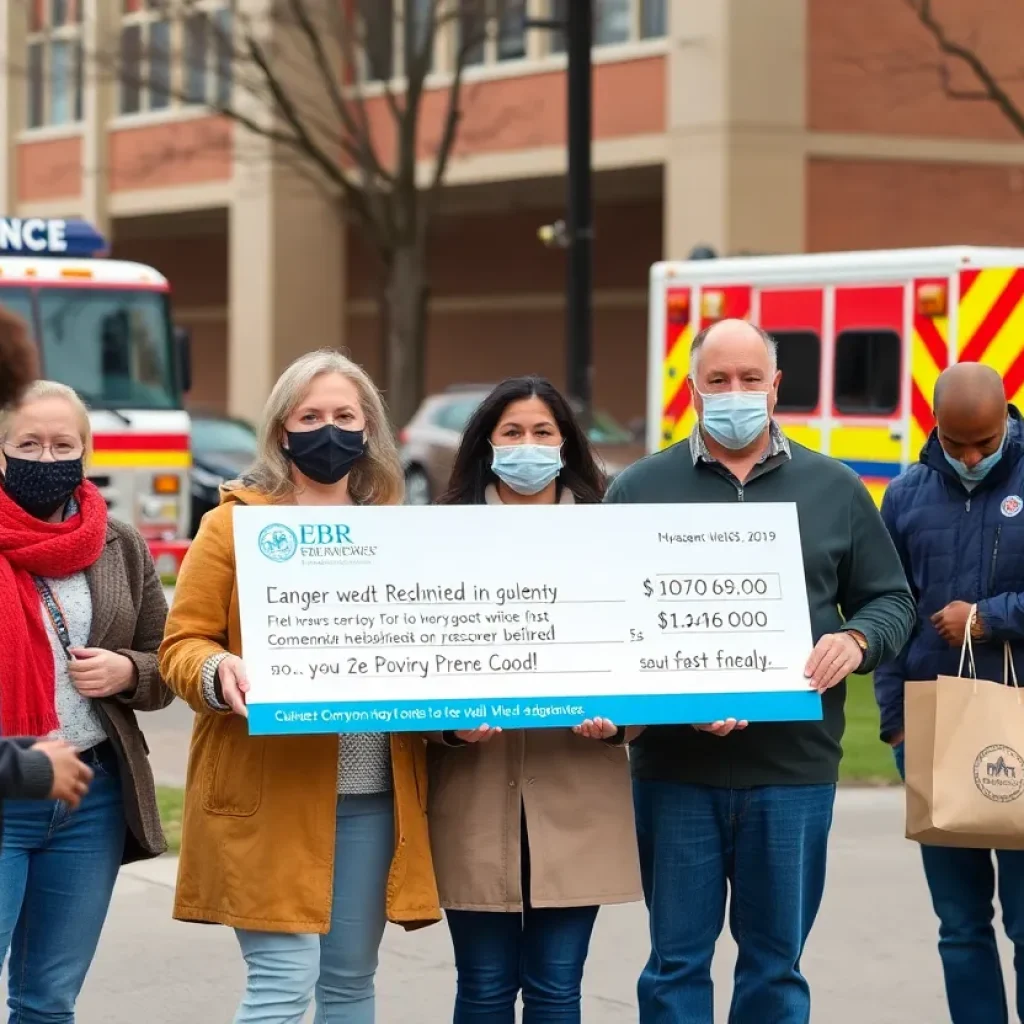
{"left": 159, "top": 487, "right": 441, "bottom": 934}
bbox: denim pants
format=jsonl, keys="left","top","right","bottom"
{"left": 234, "top": 792, "right": 394, "bottom": 1024}
{"left": 0, "top": 742, "right": 125, "bottom": 1024}
{"left": 445, "top": 807, "right": 599, "bottom": 1024}
{"left": 633, "top": 779, "right": 835, "bottom": 1024}
{"left": 895, "top": 742, "right": 1024, "bottom": 1024}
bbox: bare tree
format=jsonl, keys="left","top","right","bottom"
{"left": 90, "top": 0, "right": 503, "bottom": 427}
{"left": 904, "top": 0, "right": 1024, "bottom": 138}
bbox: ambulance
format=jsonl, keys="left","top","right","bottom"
{"left": 648, "top": 246, "right": 1024, "bottom": 504}
{"left": 0, "top": 217, "right": 192, "bottom": 575}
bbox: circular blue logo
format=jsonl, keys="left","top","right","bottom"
{"left": 258, "top": 524, "right": 298, "bottom": 562}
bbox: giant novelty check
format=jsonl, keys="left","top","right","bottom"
{"left": 234, "top": 503, "right": 819, "bottom": 735}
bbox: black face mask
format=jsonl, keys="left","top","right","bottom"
{"left": 2, "top": 454, "right": 84, "bottom": 519}
{"left": 282, "top": 425, "right": 366, "bottom": 485}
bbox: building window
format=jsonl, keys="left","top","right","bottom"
{"left": 118, "top": 0, "right": 233, "bottom": 117}
{"left": 454, "top": 1, "right": 525, "bottom": 72}
{"left": 25, "top": 0, "right": 84, "bottom": 130}
{"left": 773, "top": 332, "right": 820, "bottom": 414}
{"left": 550, "top": 0, "right": 666, "bottom": 54}
{"left": 834, "top": 330, "right": 902, "bottom": 416}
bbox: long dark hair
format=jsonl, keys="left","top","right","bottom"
{"left": 437, "top": 376, "right": 606, "bottom": 506}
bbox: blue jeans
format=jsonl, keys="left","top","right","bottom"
{"left": 634, "top": 780, "right": 836, "bottom": 1024}
{"left": 234, "top": 792, "right": 394, "bottom": 1024}
{"left": 0, "top": 742, "right": 125, "bottom": 1024}
{"left": 895, "top": 742, "right": 1024, "bottom": 1023}
{"left": 446, "top": 905, "right": 599, "bottom": 1023}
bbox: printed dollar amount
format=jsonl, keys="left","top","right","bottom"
{"left": 657, "top": 609, "right": 776, "bottom": 632}
{"left": 643, "top": 573, "right": 781, "bottom": 601}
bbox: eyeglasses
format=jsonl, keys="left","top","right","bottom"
{"left": 2, "top": 440, "right": 84, "bottom": 462}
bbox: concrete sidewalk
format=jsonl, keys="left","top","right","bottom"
{"left": 9, "top": 788, "right": 1012, "bottom": 1022}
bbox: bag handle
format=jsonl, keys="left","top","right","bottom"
{"left": 960, "top": 604, "right": 978, "bottom": 681}
{"left": 1004, "top": 642, "right": 1023, "bottom": 705}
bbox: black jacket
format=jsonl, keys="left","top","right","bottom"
{"left": 0, "top": 739, "right": 54, "bottom": 849}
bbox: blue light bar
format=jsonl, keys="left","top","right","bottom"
{"left": 0, "top": 218, "right": 108, "bottom": 258}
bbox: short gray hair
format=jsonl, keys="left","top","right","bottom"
{"left": 688, "top": 321, "right": 778, "bottom": 379}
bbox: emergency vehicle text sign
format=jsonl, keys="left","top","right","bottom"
{"left": 233, "top": 503, "right": 820, "bottom": 735}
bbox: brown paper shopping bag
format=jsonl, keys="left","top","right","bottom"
{"left": 906, "top": 616, "right": 1024, "bottom": 850}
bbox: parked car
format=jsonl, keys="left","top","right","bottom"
{"left": 189, "top": 413, "right": 258, "bottom": 536}
{"left": 398, "top": 385, "right": 646, "bottom": 505}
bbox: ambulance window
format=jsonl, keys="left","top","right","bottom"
{"left": 834, "top": 330, "right": 901, "bottom": 415}
{"left": 772, "top": 331, "right": 820, "bottom": 413}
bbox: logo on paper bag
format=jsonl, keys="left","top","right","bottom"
{"left": 973, "top": 744, "right": 1024, "bottom": 802}
{"left": 258, "top": 524, "right": 298, "bottom": 563}
{"left": 1002, "top": 495, "right": 1023, "bottom": 518}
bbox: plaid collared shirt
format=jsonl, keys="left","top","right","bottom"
{"left": 688, "top": 421, "right": 791, "bottom": 467}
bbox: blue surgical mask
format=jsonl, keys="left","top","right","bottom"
{"left": 491, "top": 443, "right": 563, "bottom": 496}
{"left": 943, "top": 432, "right": 1007, "bottom": 484}
{"left": 698, "top": 391, "right": 770, "bottom": 450}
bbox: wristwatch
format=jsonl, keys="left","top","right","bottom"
{"left": 843, "top": 629, "right": 869, "bottom": 666}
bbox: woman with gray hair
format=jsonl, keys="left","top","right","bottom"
{"left": 160, "top": 349, "right": 440, "bottom": 1023}
{"left": 0, "top": 378, "right": 171, "bottom": 1019}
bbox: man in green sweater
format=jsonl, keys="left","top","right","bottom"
{"left": 606, "top": 318, "right": 914, "bottom": 1024}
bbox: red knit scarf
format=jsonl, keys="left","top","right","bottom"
{"left": 0, "top": 481, "right": 108, "bottom": 737}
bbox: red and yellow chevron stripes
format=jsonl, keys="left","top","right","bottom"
{"left": 910, "top": 277, "right": 949, "bottom": 455}
{"left": 659, "top": 286, "right": 751, "bottom": 449}
{"left": 957, "top": 267, "right": 1024, "bottom": 403}
{"left": 660, "top": 288, "right": 694, "bottom": 448}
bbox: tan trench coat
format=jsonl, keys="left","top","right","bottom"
{"left": 427, "top": 486, "right": 642, "bottom": 912}
{"left": 428, "top": 729, "right": 642, "bottom": 911}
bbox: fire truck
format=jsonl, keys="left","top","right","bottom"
{"left": 649, "top": 246, "right": 1024, "bottom": 504}
{"left": 0, "top": 217, "right": 191, "bottom": 575}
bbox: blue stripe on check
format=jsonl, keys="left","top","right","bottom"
{"left": 840, "top": 458, "right": 903, "bottom": 480}
{"left": 248, "top": 691, "right": 822, "bottom": 736}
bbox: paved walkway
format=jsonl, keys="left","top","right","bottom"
{"left": 7, "top": 789, "right": 1013, "bottom": 1022}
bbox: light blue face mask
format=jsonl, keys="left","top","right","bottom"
{"left": 943, "top": 431, "right": 1007, "bottom": 484}
{"left": 491, "top": 443, "right": 563, "bottom": 496}
{"left": 698, "top": 391, "right": 770, "bottom": 450}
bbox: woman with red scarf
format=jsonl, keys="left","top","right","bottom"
{"left": 0, "top": 379, "right": 173, "bottom": 1019}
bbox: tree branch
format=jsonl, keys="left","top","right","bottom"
{"left": 907, "top": 0, "right": 1024, "bottom": 137}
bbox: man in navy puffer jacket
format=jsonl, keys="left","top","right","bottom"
{"left": 877, "top": 361, "right": 1024, "bottom": 1024}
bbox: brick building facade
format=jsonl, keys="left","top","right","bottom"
{"left": 2, "top": 0, "right": 1022, "bottom": 426}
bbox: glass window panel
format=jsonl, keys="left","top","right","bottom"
{"left": 459, "top": 0, "right": 486, "bottom": 66}
{"left": 73, "top": 38, "right": 83, "bottom": 121}
{"left": 0, "top": 290, "right": 38, "bottom": 345}
{"left": 497, "top": 0, "right": 526, "bottom": 61}
{"left": 184, "top": 11, "right": 209, "bottom": 104}
{"left": 549, "top": 0, "right": 567, "bottom": 54}
{"left": 51, "top": 0, "right": 69, "bottom": 28}
{"left": 49, "top": 39, "right": 72, "bottom": 126}
{"left": 833, "top": 330, "right": 902, "bottom": 415}
{"left": 359, "top": 0, "right": 393, "bottom": 81}
{"left": 773, "top": 332, "right": 821, "bottom": 413}
{"left": 640, "top": 0, "right": 666, "bottom": 38}
{"left": 214, "top": 7, "right": 233, "bottom": 106}
{"left": 149, "top": 19, "right": 171, "bottom": 110}
{"left": 595, "top": 0, "right": 631, "bottom": 45}
{"left": 120, "top": 24, "right": 142, "bottom": 114}
{"left": 37, "top": 289, "right": 178, "bottom": 410}
{"left": 27, "top": 43, "right": 45, "bottom": 129}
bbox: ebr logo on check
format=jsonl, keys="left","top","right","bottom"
{"left": 258, "top": 524, "right": 298, "bottom": 562}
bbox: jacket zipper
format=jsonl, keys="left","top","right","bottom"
{"left": 989, "top": 526, "right": 1002, "bottom": 593}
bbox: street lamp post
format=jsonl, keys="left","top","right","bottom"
{"left": 529, "top": 2, "right": 594, "bottom": 423}
{"left": 565, "top": 0, "right": 593, "bottom": 423}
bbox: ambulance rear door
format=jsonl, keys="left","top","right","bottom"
{"left": 826, "top": 283, "right": 909, "bottom": 505}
